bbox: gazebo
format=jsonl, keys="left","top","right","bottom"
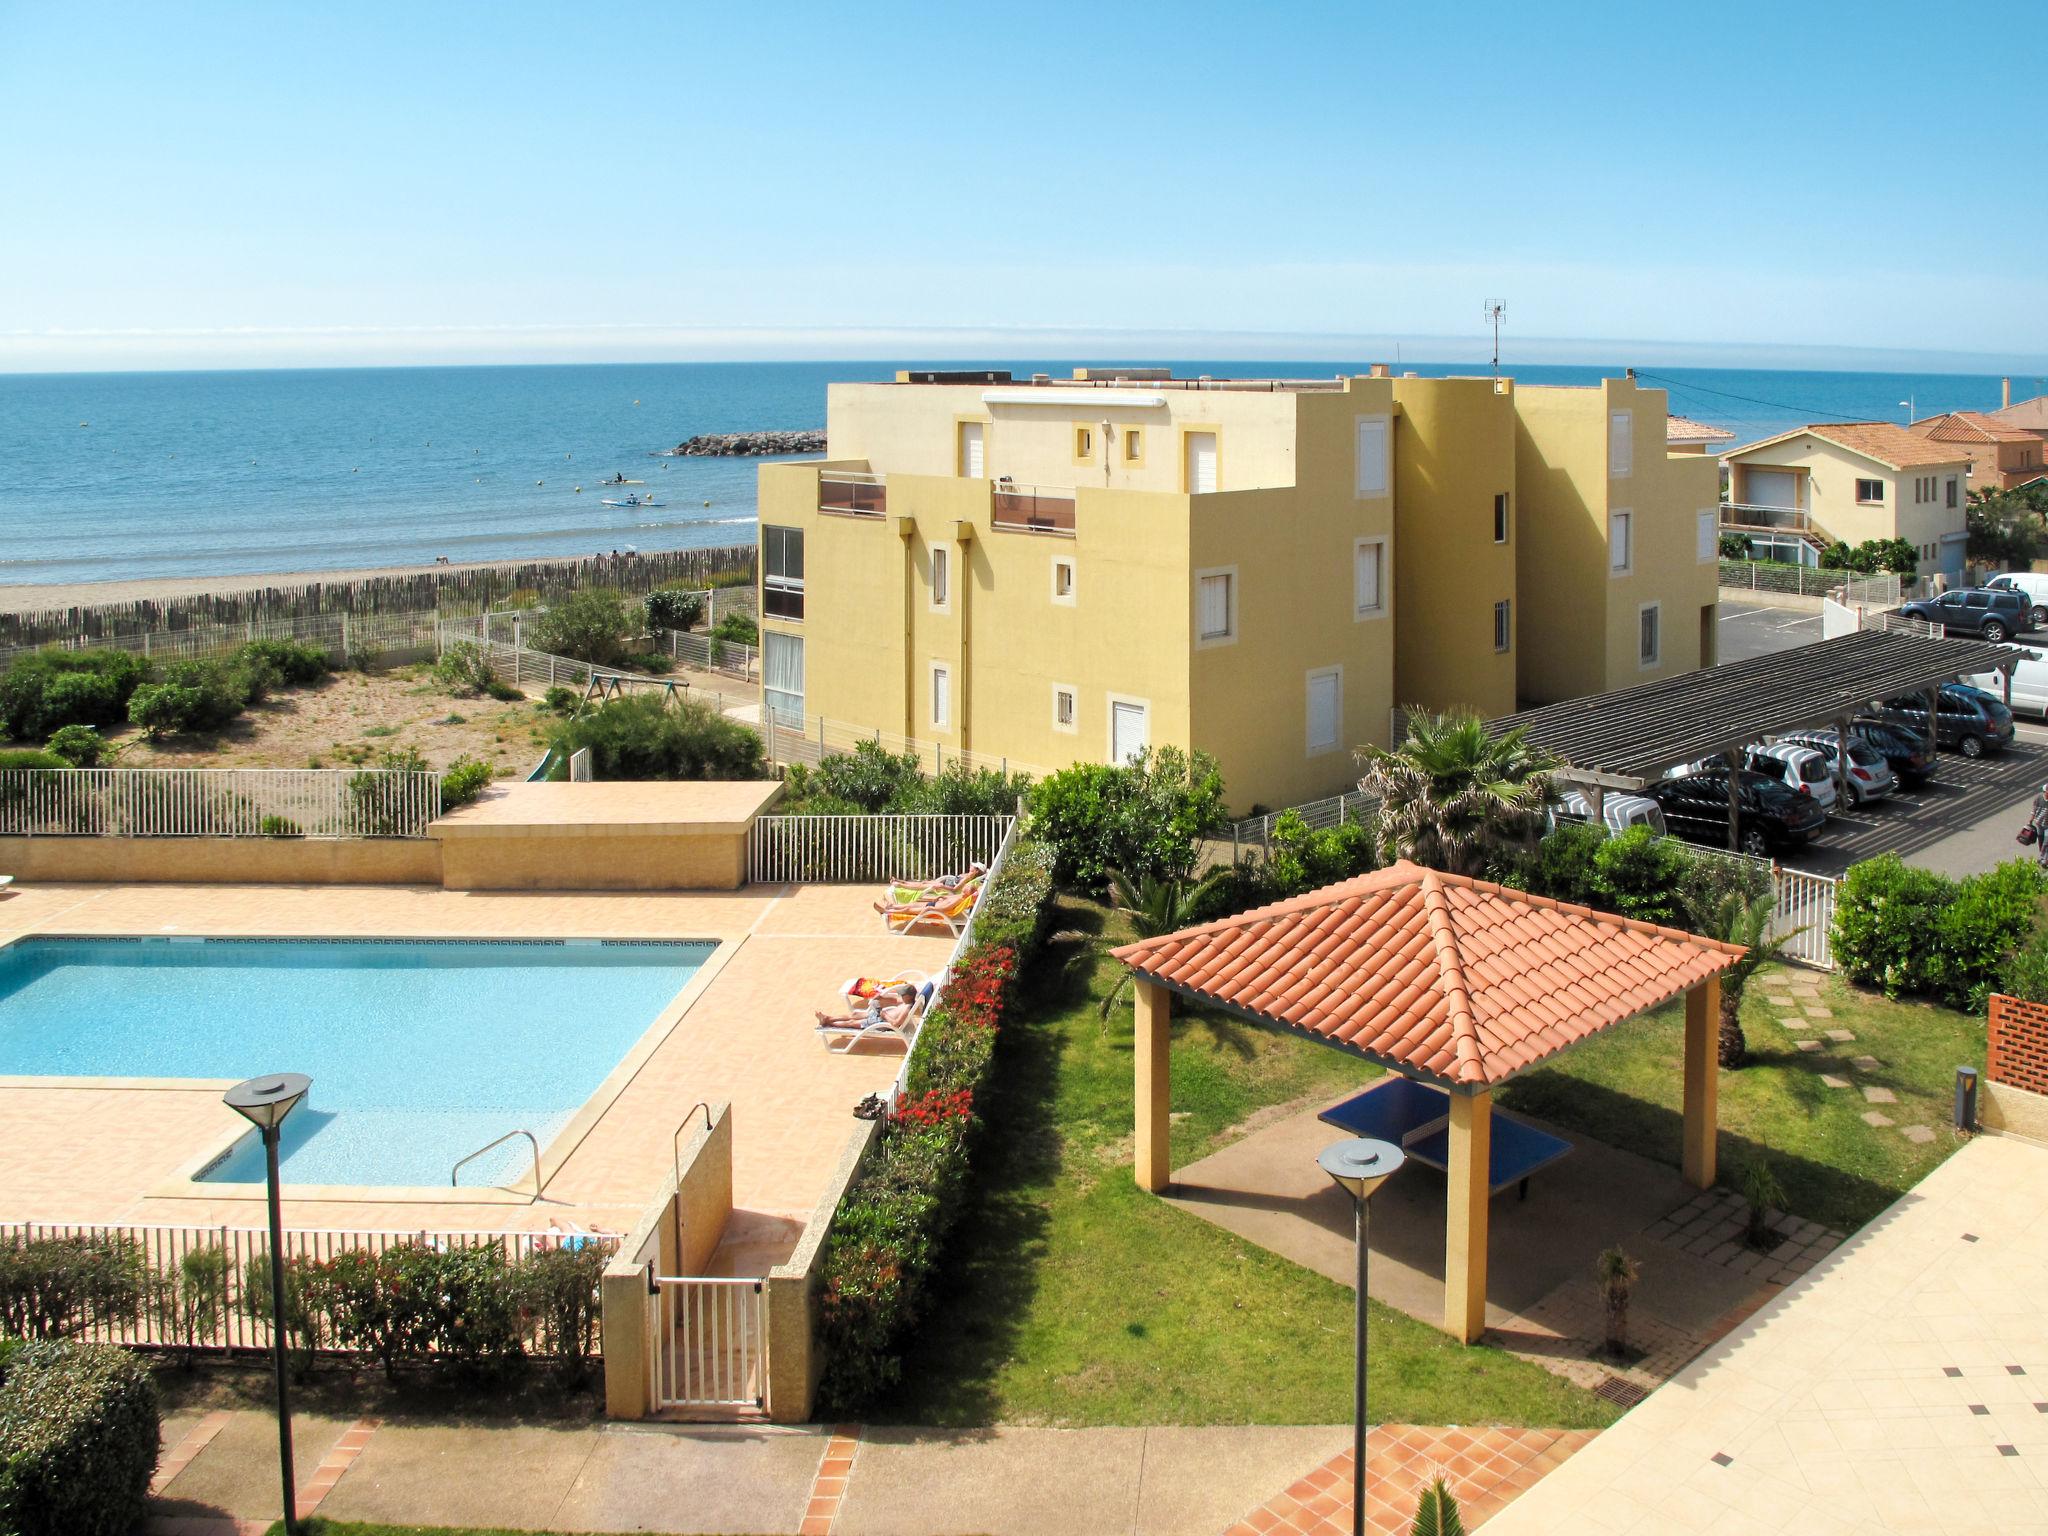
{"left": 1113, "top": 860, "right": 1743, "bottom": 1344}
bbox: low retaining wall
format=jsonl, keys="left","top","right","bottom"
{"left": 1984, "top": 994, "right": 2048, "bottom": 1144}
{"left": 0, "top": 835, "right": 440, "bottom": 885}
{"left": 763, "top": 1117, "right": 883, "bottom": 1423}
{"left": 1718, "top": 585, "right": 1825, "bottom": 614}
{"left": 437, "top": 827, "right": 748, "bottom": 891}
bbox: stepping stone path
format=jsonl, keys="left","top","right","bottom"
{"left": 1766, "top": 995, "right": 1796, "bottom": 1008}
{"left": 1803, "top": 1006, "right": 1834, "bottom": 1019}
{"left": 1824, "top": 1029, "right": 1856, "bottom": 1043}
{"left": 1820, "top": 1074, "right": 1851, "bottom": 1089}
{"left": 1789, "top": 985, "right": 1820, "bottom": 999}
{"left": 1862, "top": 1110, "right": 1895, "bottom": 1128}
{"left": 1901, "top": 1125, "right": 1937, "bottom": 1145}
{"left": 1852, "top": 1055, "right": 1881, "bottom": 1072}
{"left": 1863, "top": 1086, "right": 1898, "bottom": 1104}
{"left": 1795, "top": 1040, "right": 1823, "bottom": 1052}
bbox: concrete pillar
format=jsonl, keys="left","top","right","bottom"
{"left": 1682, "top": 976, "right": 1722, "bottom": 1190}
{"left": 1444, "top": 1090, "right": 1492, "bottom": 1345}
{"left": 1134, "top": 978, "right": 1173, "bottom": 1193}
{"left": 600, "top": 1263, "right": 652, "bottom": 1420}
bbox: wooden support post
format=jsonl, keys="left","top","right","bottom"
{"left": 1682, "top": 975, "right": 1722, "bottom": 1190}
{"left": 1134, "top": 979, "right": 1173, "bottom": 1193}
{"left": 1834, "top": 717, "right": 1850, "bottom": 803}
{"left": 1724, "top": 748, "right": 1742, "bottom": 851}
{"left": 1444, "top": 1090, "right": 1492, "bottom": 1345}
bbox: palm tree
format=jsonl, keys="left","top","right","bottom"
{"left": 1703, "top": 890, "right": 1801, "bottom": 1069}
{"left": 1410, "top": 1475, "right": 1467, "bottom": 1536}
{"left": 1099, "top": 865, "right": 1230, "bottom": 1018}
{"left": 1356, "top": 709, "right": 1558, "bottom": 877}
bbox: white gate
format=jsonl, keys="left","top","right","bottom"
{"left": 652, "top": 1276, "right": 764, "bottom": 1410}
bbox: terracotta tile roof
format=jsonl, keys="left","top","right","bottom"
{"left": 1112, "top": 861, "right": 1741, "bottom": 1088}
{"left": 1667, "top": 415, "right": 1735, "bottom": 444}
{"left": 1912, "top": 410, "right": 2041, "bottom": 445}
{"left": 1725, "top": 421, "right": 1971, "bottom": 471}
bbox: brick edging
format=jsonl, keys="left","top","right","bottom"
{"left": 801, "top": 1423, "right": 860, "bottom": 1535}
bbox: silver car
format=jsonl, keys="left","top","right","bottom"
{"left": 1778, "top": 731, "right": 1898, "bottom": 807}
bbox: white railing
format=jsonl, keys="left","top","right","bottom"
{"left": 657, "top": 627, "right": 759, "bottom": 681}
{"left": 652, "top": 1275, "right": 763, "bottom": 1409}
{"left": 1224, "top": 788, "right": 1377, "bottom": 853}
{"left": 748, "top": 812, "right": 1015, "bottom": 885}
{"left": 0, "top": 1220, "right": 612, "bottom": 1357}
{"left": 1688, "top": 844, "right": 1838, "bottom": 970}
{"left": 0, "top": 768, "right": 441, "bottom": 839}
{"left": 0, "top": 609, "right": 444, "bottom": 672}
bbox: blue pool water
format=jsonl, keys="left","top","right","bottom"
{"left": 0, "top": 937, "right": 711, "bottom": 1188}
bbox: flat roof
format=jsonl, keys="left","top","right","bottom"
{"left": 1487, "top": 629, "right": 2022, "bottom": 787}
{"left": 431, "top": 779, "right": 783, "bottom": 836}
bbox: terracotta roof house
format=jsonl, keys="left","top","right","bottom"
{"left": 1666, "top": 415, "right": 1735, "bottom": 454}
{"left": 1115, "top": 860, "right": 1741, "bottom": 1341}
{"left": 1910, "top": 411, "right": 2048, "bottom": 492}
{"left": 1720, "top": 423, "right": 1970, "bottom": 578}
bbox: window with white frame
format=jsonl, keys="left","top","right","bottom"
{"left": 1493, "top": 599, "right": 1511, "bottom": 653}
{"left": 1697, "top": 509, "right": 1717, "bottom": 563}
{"left": 930, "top": 663, "right": 952, "bottom": 730}
{"left": 1609, "top": 411, "right": 1632, "bottom": 478}
{"left": 1051, "top": 555, "right": 1076, "bottom": 605}
{"left": 1353, "top": 536, "right": 1387, "bottom": 619}
{"left": 1052, "top": 684, "right": 1077, "bottom": 732}
{"left": 1639, "top": 603, "right": 1661, "bottom": 668}
{"left": 1305, "top": 667, "right": 1342, "bottom": 756}
{"left": 1195, "top": 568, "right": 1236, "bottom": 644}
{"left": 763, "top": 631, "right": 805, "bottom": 726}
{"left": 762, "top": 525, "right": 805, "bottom": 620}
{"left": 1354, "top": 416, "right": 1389, "bottom": 497}
{"left": 1609, "top": 509, "right": 1633, "bottom": 574}
{"left": 930, "top": 545, "right": 950, "bottom": 610}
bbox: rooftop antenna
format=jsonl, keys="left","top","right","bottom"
{"left": 1482, "top": 300, "right": 1506, "bottom": 380}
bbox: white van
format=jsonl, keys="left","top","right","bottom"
{"left": 1962, "top": 643, "right": 2048, "bottom": 717}
{"left": 1555, "top": 789, "right": 1667, "bottom": 837}
{"left": 1984, "top": 572, "right": 2048, "bottom": 628}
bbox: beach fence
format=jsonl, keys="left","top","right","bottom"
{"left": 0, "top": 767, "right": 442, "bottom": 839}
{"left": 0, "top": 545, "right": 757, "bottom": 650}
{"left": 0, "top": 1220, "right": 612, "bottom": 1360}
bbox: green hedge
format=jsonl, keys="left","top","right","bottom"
{"left": 1027, "top": 746, "right": 1228, "bottom": 891}
{"left": 0, "top": 1339, "right": 160, "bottom": 1536}
{"left": 1498, "top": 824, "right": 1770, "bottom": 934}
{"left": 813, "top": 834, "right": 1055, "bottom": 1411}
{"left": 0, "top": 1236, "right": 145, "bottom": 1343}
{"left": 1835, "top": 854, "right": 2047, "bottom": 1010}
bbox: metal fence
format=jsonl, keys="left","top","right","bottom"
{"left": 0, "top": 767, "right": 441, "bottom": 839}
{"left": 1719, "top": 562, "right": 1913, "bottom": 606}
{"left": 0, "top": 1220, "right": 613, "bottom": 1358}
{"left": 757, "top": 712, "right": 1046, "bottom": 780}
{"left": 748, "top": 812, "right": 1014, "bottom": 885}
{"left": 0, "top": 609, "right": 445, "bottom": 672}
{"left": 657, "top": 626, "right": 759, "bottom": 682}
{"left": 651, "top": 1275, "right": 764, "bottom": 1409}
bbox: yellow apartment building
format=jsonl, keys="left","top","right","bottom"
{"left": 757, "top": 368, "right": 1720, "bottom": 810}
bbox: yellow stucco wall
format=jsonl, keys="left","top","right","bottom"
{"left": 0, "top": 836, "right": 441, "bottom": 885}
{"left": 435, "top": 828, "right": 749, "bottom": 891}
{"left": 1389, "top": 375, "right": 1517, "bottom": 717}
{"left": 1724, "top": 436, "right": 1967, "bottom": 567}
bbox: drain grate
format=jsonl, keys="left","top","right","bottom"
{"left": 1593, "top": 1375, "right": 1649, "bottom": 1408}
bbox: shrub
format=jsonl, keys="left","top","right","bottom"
{"left": 710, "top": 612, "right": 758, "bottom": 647}
{"left": 146, "top": 1245, "right": 229, "bottom": 1367}
{"left": 516, "top": 1244, "right": 606, "bottom": 1385}
{"left": 1742, "top": 1160, "right": 1785, "bottom": 1248}
{"left": 0, "top": 1234, "right": 145, "bottom": 1342}
{"left": 542, "top": 684, "right": 580, "bottom": 715}
{"left": 1998, "top": 927, "right": 2048, "bottom": 1005}
{"left": 1933, "top": 859, "right": 2048, "bottom": 1011}
{"left": 0, "top": 650, "right": 149, "bottom": 741}
{"left": 781, "top": 740, "right": 1030, "bottom": 819}
{"left": 434, "top": 642, "right": 521, "bottom": 701}
{"left": 236, "top": 638, "right": 330, "bottom": 685}
{"left": 530, "top": 589, "right": 633, "bottom": 668}
{"left": 348, "top": 746, "right": 432, "bottom": 835}
{"left": 125, "top": 683, "right": 203, "bottom": 739}
{"left": 127, "top": 660, "right": 250, "bottom": 736}
{"left": 1590, "top": 824, "right": 1690, "bottom": 926}
{"left": 1834, "top": 854, "right": 2044, "bottom": 1007}
{"left": 969, "top": 838, "right": 1057, "bottom": 959}
{"left": 0, "top": 751, "right": 65, "bottom": 773}
{"left": 643, "top": 587, "right": 705, "bottom": 632}
{"left": 34, "top": 672, "right": 120, "bottom": 736}
{"left": 547, "top": 693, "right": 767, "bottom": 781}
{"left": 704, "top": 568, "right": 755, "bottom": 589}
{"left": 439, "top": 756, "right": 495, "bottom": 810}
{"left": 258, "top": 815, "right": 303, "bottom": 837}
{"left": 1028, "top": 746, "right": 1228, "bottom": 891}
{"left": 0, "top": 1340, "right": 159, "bottom": 1536}
{"left": 39, "top": 726, "right": 106, "bottom": 767}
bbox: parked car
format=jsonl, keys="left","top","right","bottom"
{"left": 1553, "top": 789, "right": 1667, "bottom": 837}
{"left": 1743, "top": 742, "right": 1840, "bottom": 813}
{"left": 1896, "top": 587, "right": 2031, "bottom": 643}
{"left": 1960, "top": 642, "right": 2048, "bottom": 718}
{"left": 1984, "top": 572, "right": 2048, "bottom": 629}
{"left": 1776, "top": 730, "right": 1899, "bottom": 806}
{"left": 1646, "top": 768, "right": 1829, "bottom": 857}
{"left": 1873, "top": 684, "right": 2017, "bottom": 758}
{"left": 1845, "top": 716, "right": 1938, "bottom": 786}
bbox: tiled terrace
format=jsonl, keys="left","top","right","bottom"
{"left": 0, "top": 879, "right": 952, "bottom": 1249}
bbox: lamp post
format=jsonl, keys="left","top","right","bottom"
{"left": 1900, "top": 397, "right": 1916, "bottom": 426}
{"left": 224, "top": 1073, "right": 311, "bottom": 1536}
{"left": 1318, "top": 1136, "right": 1406, "bottom": 1536}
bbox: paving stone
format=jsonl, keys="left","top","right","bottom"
{"left": 1803, "top": 1006, "right": 1834, "bottom": 1018}
{"left": 1788, "top": 985, "right": 1820, "bottom": 998}
{"left": 1765, "top": 995, "right": 1796, "bottom": 1007}
{"left": 1862, "top": 1110, "right": 1895, "bottom": 1128}
{"left": 1900, "top": 1125, "right": 1937, "bottom": 1144}
{"left": 1852, "top": 1055, "right": 1881, "bottom": 1072}
{"left": 1820, "top": 1074, "right": 1851, "bottom": 1088}
{"left": 1863, "top": 1086, "right": 1898, "bottom": 1104}
{"left": 1823, "top": 1029, "right": 1855, "bottom": 1042}
{"left": 1795, "top": 1040, "right": 1823, "bottom": 1052}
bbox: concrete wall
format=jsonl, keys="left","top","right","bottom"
{"left": 0, "top": 835, "right": 440, "bottom": 885}
{"left": 763, "top": 1117, "right": 882, "bottom": 1424}
{"left": 1981, "top": 1079, "right": 2048, "bottom": 1144}
{"left": 436, "top": 827, "right": 749, "bottom": 891}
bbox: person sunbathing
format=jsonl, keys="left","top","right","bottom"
{"left": 884, "top": 862, "right": 986, "bottom": 904}
{"left": 816, "top": 982, "right": 918, "bottom": 1032}
{"left": 875, "top": 869, "right": 984, "bottom": 916}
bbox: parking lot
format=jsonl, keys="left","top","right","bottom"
{"left": 1717, "top": 600, "right": 1823, "bottom": 664}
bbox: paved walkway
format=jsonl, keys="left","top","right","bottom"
{"left": 1481, "top": 1132, "right": 2048, "bottom": 1535}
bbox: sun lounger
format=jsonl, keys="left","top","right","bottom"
{"left": 0, "top": 875, "right": 13, "bottom": 896}
{"left": 884, "top": 865, "right": 986, "bottom": 907}
{"left": 840, "top": 969, "right": 930, "bottom": 1010}
{"left": 817, "top": 980, "right": 935, "bottom": 1054}
{"left": 1318, "top": 1077, "right": 1573, "bottom": 1200}
{"left": 883, "top": 885, "right": 980, "bottom": 937}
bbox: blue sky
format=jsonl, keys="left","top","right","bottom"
{"left": 2, "top": 0, "right": 2043, "bottom": 373}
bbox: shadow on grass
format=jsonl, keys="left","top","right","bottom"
{"left": 1499, "top": 1072, "right": 1909, "bottom": 1232}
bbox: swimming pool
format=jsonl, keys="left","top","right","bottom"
{"left": 0, "top": 936, "right": 713, "bottom": 1188}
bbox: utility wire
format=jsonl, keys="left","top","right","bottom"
{"left": 1632, "top": 369, "right": 1871, "bottom": 424}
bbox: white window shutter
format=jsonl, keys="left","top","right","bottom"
{"left": 1609, "top": 411, "right": 1632, "bottom": 478}
{"left": 1697, "top": 510, "right": 1717, "bottom": 562}
{"left": 1307, "top": 670, "right": 1340, "bottom": 753}
{"left": 1355, "top": 418, "right": 1388, "bottom": 497}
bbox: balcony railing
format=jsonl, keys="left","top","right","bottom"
{"left": 819, "top": 472, "right": 886, "bottom": 518}
{"left": 1721, "top": 501, "right": 1815, "bottom": 534}
{"left": 991, "top": 482, "right": 1077, "bottom": 536}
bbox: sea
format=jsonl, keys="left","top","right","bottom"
{"left": 1, "top": 359, "right": 2038, "bottom": 589}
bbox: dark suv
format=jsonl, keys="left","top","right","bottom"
{"left": 1647, "top": 767, "right": 1829, "bottom": 857}
{"left": 1873, "top": 684, "right": 2016, "bottom": 759}
{"left": 1843, "top": 717, "right": 1938, "bottom": 786}
{"left": 1897, "top": 587, "right": 2030, "bottom": 642}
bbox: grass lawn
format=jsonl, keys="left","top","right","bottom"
{"left": 879, "top": 895, "right": 1617, "bottom": 1430}
{"left": 1499, "top": 964, "right": 1982, "bottom": 1233}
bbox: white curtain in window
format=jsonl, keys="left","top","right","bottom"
{"left": 763, "top": 632, "right": 804, "bottom": 697}
{"left": 1355, "top": 541, "right": 1383, "bottom": 613}
{"left": 1198, "top": 573, "right": 1232, "bottom": 639}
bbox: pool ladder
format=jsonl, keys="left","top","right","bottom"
{"left": 450, "top": 1129, "right": 546, "bottom": 1202}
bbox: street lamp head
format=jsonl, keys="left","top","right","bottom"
{"left": 223, "top": 1073, "right": 311, "bottom": 1132}
{"left": 1317, "top": 1136, "right": 1405, "bottom": 1203}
